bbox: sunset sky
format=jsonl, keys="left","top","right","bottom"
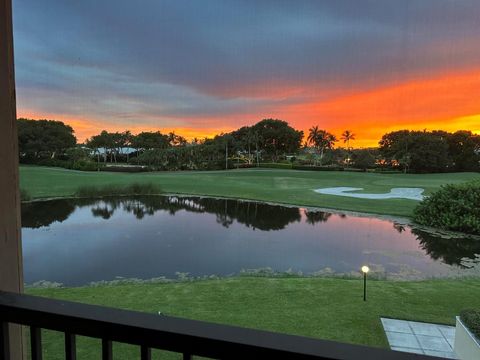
{"left": 13, "top": 0, "right": 480, "bottom": 147}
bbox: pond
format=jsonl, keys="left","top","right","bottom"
{"left": 21, "top": 196, "right": 480, "bottom": 286}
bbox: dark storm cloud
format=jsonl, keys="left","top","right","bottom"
{"left": 13, "top": 0, "right": 480, "bottom": 124}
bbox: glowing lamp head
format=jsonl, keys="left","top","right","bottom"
{"left": 361, "top": 265, "right": 370, "bottom": 274}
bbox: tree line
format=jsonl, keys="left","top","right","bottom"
{"left": 17, "top": 117, "right": 480, "bottom": 173}
{"left": 379, "top": 130, "right": 480, "bottom": 173}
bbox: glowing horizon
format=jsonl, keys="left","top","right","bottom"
{"left": 13, "top": 1, "right": 480, "bottom": 148}
{"left": 17, "top": 67, "right": 480, "bottom": 147}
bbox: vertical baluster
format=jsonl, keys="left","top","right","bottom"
{"left": 102, "top": 339, "right": 112, "bottom": 360}
{"left": 183, "top": 353, "right": 192, "bottom": 360}
{"left": 65, "top": 332, "right": 76, "bottom": 360}
{"left": 0, "top": 322, "right": 10, "bottom": 360}
{"left": 140, "top": 345, "right": 151, "bottom": 360}
{"left": 30, "top": 326, "right": 42, "bottom": 360}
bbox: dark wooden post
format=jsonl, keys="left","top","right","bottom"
{"left": 0, "top": 0, "right": 25, "bottom": 359}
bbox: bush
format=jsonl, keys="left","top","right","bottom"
{"left": 72, "top": 160, "right": 101, "bottom": 171}
{"left": 460, "top": 309, "right": 480, "bottom": 339}
{"left": 233, "top": 163, "right": 255, "bottom": 169}
{"left": 20, "top": 189, "right": 31, "bottom": 201}
{"left": 292, "top": 165, "right": 344, "bottom": 171}
{"left": 413, "top": 181, "right": 480, "bottom": 235}
{"left": 258, "top": 163, "right": 292, "bottom": 169}
{"left": 134, "top": 146, "right": 234, "bottom": 171}
{"left": 36, "top": 158, "right": 73, "bottom": 169}
{"left": 100, "top": 165, "right": 148, "bottom": 173}
{"left": 366, "top": 169, "right": 402, "bottom": 174}
{"left": 75, "top": 183, "right": 162, "bottom": 197}
{"left": 343, "top": 168, "right": 366, "bottom": 172}
{"left": 24, "top": 157, "right": 102, "bottom": 172}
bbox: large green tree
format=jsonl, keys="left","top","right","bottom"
{"left": 18, "top": 118, "right": 76, "bottom": 159}
{"left": 351, "top": 149, "right": 377, "bottom": 169}
{"left": 131, "top": 131, "right": 170, "bottom": 152}
{"left": 379, "top": 130, "right": 452, "bottom": 173}
{"left": 168, "top": 132, "right": 187, "bottom": 147}
{"left": 447, "top": 130, "right": 480, "bottom": 171}
{"left": 251, "top": 119, "right": 303, "bottom": 162}
{"left": 86, "top": 131, "right": 114, "bottom": 163}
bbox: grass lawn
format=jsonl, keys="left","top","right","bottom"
{"left": 27, "top": 277, "right": 480, "bottom": 359}
{"left": 19, "top": 166, "right": 480, "bottom": 217}
{"left": 19, "top": 165, "right": 480, "bottom": 358}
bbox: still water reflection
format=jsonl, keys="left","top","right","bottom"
{"left": 22, "top": 196, "right": 480, "bottom": 286}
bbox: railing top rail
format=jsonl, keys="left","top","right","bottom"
{"left": 0, "top": 291, "right": 440, "bottom": 359}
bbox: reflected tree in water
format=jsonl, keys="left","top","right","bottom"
{"left": 91, "top": 206, "right": 116, "bottom": 219}
{"left": 91, "top": 199, "right": 123, "bottom": 219}
{"left": 393, "top": 223, "right": 406, "bottom": 233}
{"left": 305, "top": 210, "right": 332, "bottom": 225}
{"left": 23, "top": 196, "right": 303, "bottom": 231}
{"left": 21, "top": 200, "right": 76, "bottom": 228}
{"left": 413, "top": 228, "right": 480, "bottom": 268}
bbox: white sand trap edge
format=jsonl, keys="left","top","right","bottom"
{"left": 313, "top": 187, "right": 425, "bottom": 201}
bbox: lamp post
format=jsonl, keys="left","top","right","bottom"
{"left": 361, "top": 265, "right": 369, "bottom": 301}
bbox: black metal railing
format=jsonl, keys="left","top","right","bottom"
{"left": 0, "top": 291, "right": 440, "bottom": 359}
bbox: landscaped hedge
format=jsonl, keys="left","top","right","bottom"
{"left": 100, "top": 165, "right": 149, "bottom": 173}
{"left": 366, "top": 169, "right": 402, "bottom": 174}
{"left": 32, "top": 158, "right": 102, "bottom": 171}
{"left": 460, "top": 309, "right": 480, "bottom": 339}
{"left": 343, "top": 168, "right": 366, "bottom": 172}
{"left": 233, "top": 163, "right": 256, "bottom": 169}
{"left": 36, "top": 158, "right": 73, "bottom": 168}
{"left": 71, "top": 159, "right": 102, "bottom": 171}
{"left": 413, "top": 181, "right": 480, "bottom": 235}
{"left": 292, "top": 165, "right": 344, "bottom": 171}
{"left": 258, "top": 163, "right": 293, "bottom": 169}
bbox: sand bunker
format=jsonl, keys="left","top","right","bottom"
{"left": 314, "top": 187, "right": 425, "bottom": 201}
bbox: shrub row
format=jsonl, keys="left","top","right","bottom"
{"left": 32, "top": 158, "right": 102, "bottom": 171}
{"left": 460, "top": 309, "right": 480, "bottom": 339}
{"left": 258, "top": 163, "right": 292, "bottom": 169}
{"left": 233, "top": 163, "right": 256, "bottom": 169}
{"left": 257, "top": 164, "right": 373, "bottom": 172}
{"left": 292, "top": 165, "right": 344, "bottom": 171}
{"left": 100, "top": 165, "right": 149, "bottom": 173}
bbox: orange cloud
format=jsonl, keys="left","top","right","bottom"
{"left": 16, "top": 110, "right": 235, "bottom": 143}
{"left": 281, "top": 68, "right": 480, "bottom": 147}
{"left": 18, "top": 68, "right": 480, "bottom": 147}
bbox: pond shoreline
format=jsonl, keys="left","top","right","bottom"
{"left": 22, "top": 192, "right": 479, "bottom": 240}
{"left": 22, "top": 194, "right": 480, "bottom": 286}
{"left": 25, "top": 271, "right": 480, "bottom": 289}
{"left": 22, "top": 192, "right": 413, "bottom": 222}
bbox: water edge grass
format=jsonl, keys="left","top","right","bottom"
{"left": 74, "top": 182, "right": 162, "bottom": 198}
{"left": 26, "top": 276, "right": 480, "bottom": 360}
{"left": 19, "top": 166, "right": 480, "bottom": 217}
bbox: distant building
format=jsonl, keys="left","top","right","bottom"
{"left": 88, "top": 147, "right": 137, "bottom": 155}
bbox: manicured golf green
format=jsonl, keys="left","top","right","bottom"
{"left": 27, "top": 277, "right": 480, "bottom": 359}
{"left": 20, "top": 165, "right": 480, "bottom": 359}
{"left": 19, "top": 166, "right": 480, "bottom": 217}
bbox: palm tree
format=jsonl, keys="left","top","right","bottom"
{"left": 317, "top": 130, "right": 337, "bottom": 165}
{"left": 308, "top": 126, "right": 336, "bottom": 165}
{"left": 341, "top": 130, "right": 355, "bottom": 167}
{"left": 341, "top": 130, "right": 355, "bottom": 149}
{"left": 307, "top": 126, "right": 320, "bottom": 165}
{"left": 307, "top": 126, "right": 320, "bottom": 146}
